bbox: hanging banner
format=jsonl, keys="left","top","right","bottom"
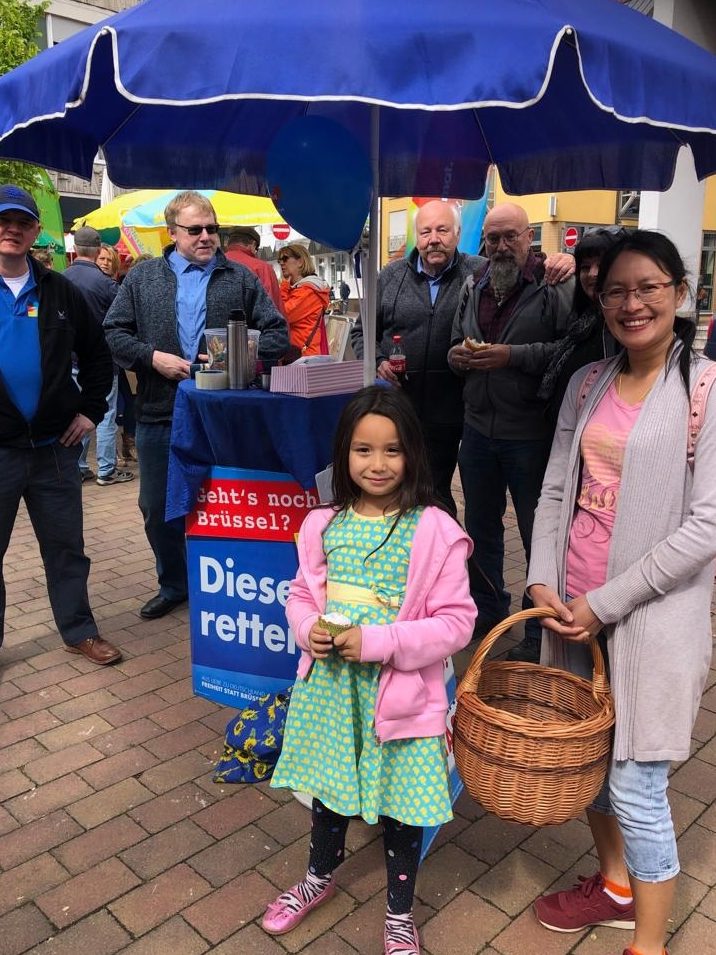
{"left": 186, "top": 466, "right": 317, "bottom": 707}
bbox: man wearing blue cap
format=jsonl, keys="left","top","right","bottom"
{"left": 0, "top": 184, "right": 120, "bottom": 664}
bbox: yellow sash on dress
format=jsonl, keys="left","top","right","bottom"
{"left": 326, "top": 580, "right": 402, "bottom": 610}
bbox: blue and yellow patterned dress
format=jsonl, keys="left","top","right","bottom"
{"left": 271, "top": 507, "right": 453, "bottom": 826}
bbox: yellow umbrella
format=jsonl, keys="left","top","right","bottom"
{"left": 72, "top": 189, "right": 164, "bottom": 232}
{"left": 120, "top": 223, "right": 169, "bottom": 258}
{"left": 73, "top": 189, "right": 286, "bottom": 232}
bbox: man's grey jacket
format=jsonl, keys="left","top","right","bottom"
{"left": 104, "top": 247, "right": 288, "bottom": 424}
{"left": 452, "top": 264, "right": 573, "bottom": 441}
{"left": 352, "top": 248, "right": 484, "bottom": 428}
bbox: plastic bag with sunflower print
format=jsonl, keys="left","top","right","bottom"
{"left": 212, "top": 687, "right": 292, "bottom": 784}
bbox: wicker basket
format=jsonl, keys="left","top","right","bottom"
{"left": 454, "top": 608, "right": 615, "bottom": 826}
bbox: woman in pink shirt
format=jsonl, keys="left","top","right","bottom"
{"left": 528, "top": 231, "right": 716, "bottom": 955}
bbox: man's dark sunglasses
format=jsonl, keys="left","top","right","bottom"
{"left": 174, "top": 222, "right": 220, "bottom": 236}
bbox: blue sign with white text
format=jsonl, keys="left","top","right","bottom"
{"left": 187, "top": 536, "right": 300, "bottom": 707}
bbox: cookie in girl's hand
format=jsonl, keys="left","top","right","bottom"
{"left": 318, "top": 613, "right": 353, "bottom": 643}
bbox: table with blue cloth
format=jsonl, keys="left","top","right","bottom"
{"left": 167, "top": 381, "right": 354, "bottom": 712}
{"left": 166, "top": 381, "right": 353, "bottom": 521}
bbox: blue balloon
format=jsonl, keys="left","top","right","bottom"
{"left": 267, "top": 116, "right": 372, "bottom": 252}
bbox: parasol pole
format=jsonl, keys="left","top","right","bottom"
{"left": 98, "top": 149, "right": 118, "bottom": 207}
{"left": 361, "top": 105, "right": 379, "bottom": 387}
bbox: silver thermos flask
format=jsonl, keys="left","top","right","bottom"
{"left": 227, "top": 309, "right": 249, "bottom": 390}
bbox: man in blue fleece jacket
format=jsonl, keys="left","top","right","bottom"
{"left": 0, "top": 184, "right": 119, "bottom": 665}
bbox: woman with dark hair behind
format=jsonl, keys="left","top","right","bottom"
{"left": 540, "top": 227, "right": 626, "bottom": 430}
{"left": 527, "top": 231, "right": 716, "bottom": 955}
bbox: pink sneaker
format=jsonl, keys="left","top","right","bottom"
{"left": 261, "top": 879, "right": 335, "bottom": 935}
{"left": 384, "top": 911, "right": 420, "bottom": 954}
{"left": 534, "top": 872, "right": 635, "bottom": 933}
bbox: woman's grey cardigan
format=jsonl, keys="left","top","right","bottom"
{"left": 527, "top": 347, "right": 716, "bottom": 762}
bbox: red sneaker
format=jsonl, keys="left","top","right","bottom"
{"left": 534, "top": 872, "right": 636, "bottom": 933}
{"left": 615, "top": 950, "right": 670, "bottom": 955}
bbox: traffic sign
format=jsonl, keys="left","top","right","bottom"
{"left": 272, "top": 223, "right": 290, "bottom": 240}
{"left": 563, "top": 226, "right": 580, "bottom": 249}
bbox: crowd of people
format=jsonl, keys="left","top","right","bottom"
{"left": 1, "top": 181, "right": 714, "bottom": 955}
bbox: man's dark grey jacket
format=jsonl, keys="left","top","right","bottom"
{"left": 104, "top": 247, "right": 288, "bottom": 424}
{"left": 352, "top": 248, "right": 483, "bottom": 427}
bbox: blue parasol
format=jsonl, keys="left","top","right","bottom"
{"left": 0, "top": 0, "right": 714, "bottom": 194}
{"left": 0, "top": 0, "right": 714, "bottom": 379}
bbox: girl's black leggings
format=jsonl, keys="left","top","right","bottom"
{"left": 308, "top": 798, "right": 422, "bottom": 914}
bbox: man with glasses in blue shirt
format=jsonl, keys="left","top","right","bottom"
{"left": 449, "top": 202, "right": 574, "bottom": 661}
{"left": 105, "top": 191, "right": 288, "bottom": 621}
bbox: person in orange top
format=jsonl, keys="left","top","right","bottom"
{"left": 278, "top": 244, "right": 330, "bottom": 357}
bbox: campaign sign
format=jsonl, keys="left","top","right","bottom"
{"left": 188, "top": 537, "right": 300, "bottom": 706}
{"left": 186, "top": 467, "right": 318, "bottom": 708}
{"left": 186, "top": 466, "right": 319, "bottom": 542}
{"left": 420, "top": 658, "right": 464, "bottom": 861}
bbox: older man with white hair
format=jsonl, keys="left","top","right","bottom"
{"left": 352, "top": 200, "right": 482, "bottom": 514}
{"left": 105, "top": 191, "right": 288, "bottom": 621}
{"left": 353, "top": 199, "right": 573, "bottom": 518}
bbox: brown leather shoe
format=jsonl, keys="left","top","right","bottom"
{"left": 64, "top": 636, "right": 122, "bottom": 665}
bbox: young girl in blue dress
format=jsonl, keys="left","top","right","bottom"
{"left": 262, "top": 386, "right": 476, "bottom": 955}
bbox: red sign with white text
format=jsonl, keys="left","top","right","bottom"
{"left": 185, "top": 467, "right": 319, "bottom": 542}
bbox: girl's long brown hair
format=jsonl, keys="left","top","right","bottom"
{"left": 326, "top": 386, "right": 444, "bottom": 556}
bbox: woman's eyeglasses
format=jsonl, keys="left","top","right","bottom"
{"left": 598, "top": 281, "right": 676, "bottom": 309}
{"left": 174, "top": 222, "right": 220, "bottom": 236}
{"left": 277, "top": 254, "right": 295, "bottom": 263}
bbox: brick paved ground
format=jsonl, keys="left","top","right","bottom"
{"left": 0, "top": 469, "right": 714, "bottom": 954}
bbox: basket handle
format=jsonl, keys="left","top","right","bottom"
{"left": 456, "top": 607, "right": 611, "bottom": 705}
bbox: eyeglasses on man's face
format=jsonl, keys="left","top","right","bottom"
{"left": 598, "top": 281, "right": 677, "bottom": 309}
{"left": 173, "top": 222, "right": 220, "bottom": 236}
{"left": 484, "top": 225, "right": 531, "bottom": 248}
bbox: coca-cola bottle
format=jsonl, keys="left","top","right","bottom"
{"left": 388, "top": 334, "right": 407, "bottom": 384}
